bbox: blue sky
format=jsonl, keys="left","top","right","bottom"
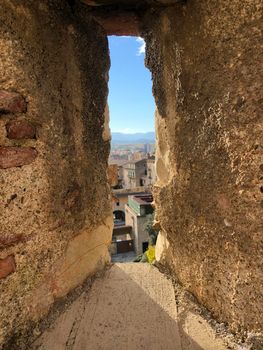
{"left": 108, "top": 36, "right": 155, "bottom": 134}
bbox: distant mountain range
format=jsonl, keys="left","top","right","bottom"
{"left": 111, "top": 132, "right": 155, "bottom": 144}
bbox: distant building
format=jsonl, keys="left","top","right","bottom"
{"left": 108, "top": 160, "right": 127, "bottom": 189}
{"left": 110, "top": 225, "right": 134, "bottom": 256}
{"left": 125, "top": 193, "right": 154, "bottom": 255}
{"left": 110, "top": 188, "right": 148, "bottom": 259}
{"left": 144, "top": 143, "right": 151, "bottom": 154}
{"left": 122, "top": 159, "right": 147, "bottom": 189}
{"left": 112, "top": 187, "right": 147, "bottom": 215}
{"left": 146, "top": 155, "right": 156, "bottom": 186}
{"left": 132, "top": 151, "right": 145, "bottom": 161}
{"left": 144, "top": 143, "right": 155, "bottom": 154}
{"left": 138, "top": 155, "right": 157, "bottom": 187}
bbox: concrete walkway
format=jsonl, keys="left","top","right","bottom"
{"left": 32, "top": 264, "right": 228, "bottom": 350}
{"left": 111, "top": 251, "right": 136, "bottom": 263}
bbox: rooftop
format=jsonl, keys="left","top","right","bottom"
{"left": 113, "top": 187, "right": 147, "bottom": 195}
{"left": 108, "top": 159, "right": 127, "bottom": 166}
{"left": 123, "top": 159, "right": 146, "bottom": 167}
{"left": 130, "top": 193, "right": 153, "bottom": 206}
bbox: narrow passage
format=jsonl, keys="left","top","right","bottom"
{"left": 33, "top": 264, "right": 227, "bottom": 350}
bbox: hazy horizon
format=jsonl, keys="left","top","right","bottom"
{"left": 111, "top": 131, "right": 155, "bottom": 135}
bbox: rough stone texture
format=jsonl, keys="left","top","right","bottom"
{"left": 0, "top": 234, "right": 24, "bottom": 250}
{"left": 155, "top": 230, "right": 173, "bottom": 265}
{"left": 108, "top": 164, "right": 118, "bottom": 187}
{"left": 6, "top": 119, "right": 36, "bottom": 139}
{"left": 27, "top": 216, "right": 113, "bottom": 323}
{"left": 82, "top": 0, "right": 178, "bottom": 6}
{"left": 0, "top": 90, "right": 26, "bottom": 114}
{"left": 93, "top": 11, "right": 139, "bottom": 36}
{"left": 1, "top": 0, "right": 262, "bottom": 346}
{"left": 0, "top": 1, "right": 112, "bottom": 347}
{"left": 144, "top": 0, "right": 263, "bottom": 335}
{"left": 0, "top": 256, "right": 16, "bottom": 279}
{"left": 0, "top": 146, "right": 37, "bottom": 168}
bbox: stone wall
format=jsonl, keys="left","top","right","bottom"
{"left": 0, "top": 1, "right": 112, "bottom": 347}
{"left": 143, "top": 0, "right": 263, "bottom": 335}
{"left": 1, "top": 0, "right": 262, "bottom": 345}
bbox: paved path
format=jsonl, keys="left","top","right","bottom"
{"left": 33, "top": 263, "right": 227, "bottom": 350}
{"left": 111, "top": 251, "right": 136, "bottom": 263}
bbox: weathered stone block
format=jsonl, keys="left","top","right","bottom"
{"left": 6, "top": 119, "right": 36, "bottom": 139}
{"left": 0, "top": 146, "right": 38, "bottom": 169}
{"left": 0, "top": 255, "right": 16, "bottom": 279}
{"left": 93, "top": 12, "right": 139, "bottom": 36}
{"left": 51, "top": 215, "right": 113, "bottom": 298}
{"left": 0, "top": 90, "right": 27, "bottom": 114}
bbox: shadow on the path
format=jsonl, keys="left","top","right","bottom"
{"left": 32, "top": 264, "right": 222, "bottom": 350}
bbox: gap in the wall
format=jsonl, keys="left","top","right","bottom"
{"left": 108, "top": 35, "right": 155, "bottom": 163}
{"left": 107, "top": 35, "right": 158, "bottom": 262}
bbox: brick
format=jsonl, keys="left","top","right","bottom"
{"left": 0, "top": 146, "right": 38, "bottom": 169}
{"left": 0, "top": 90, "right": 27, "bottom": 114}
{"left": 0, "top": 234, "right": 23, "bottom": 250}
{"left": 0, "top": 255, "right": 16, "bottom": 279}
{"left": 6, "top": 119, "right": 36, "bottom": 139}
